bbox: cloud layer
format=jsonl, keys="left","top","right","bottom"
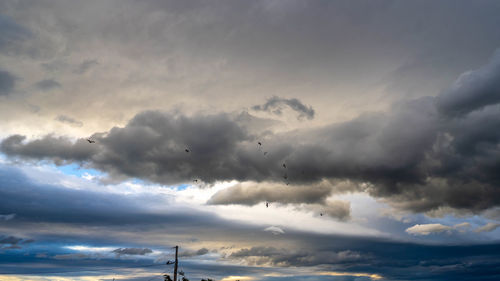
{"left": 3, "top": 50, "right": 500, "bottom": 215}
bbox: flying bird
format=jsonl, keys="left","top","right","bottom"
{"left": 258, "top": 141, "right": 262, "bottom": 146}
{"left": 86, "top": 138, "right": 95, "bottom": 143}
{"left": 185, "top": 148, "right": 190, "bottom": 153}
{"left": 193, "top": 179, "right": 198, "bottom": 183}
{"left": 263, "top": 151, "right": 268, "bottom": 156}
{"left": 282, "top": 163, "right": 287, "bottom": 168}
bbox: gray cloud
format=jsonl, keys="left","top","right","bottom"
{"left": 35, "top": 79, "right": 61, "bottom": 91}
{"left": 208, "top": 182, "right": 334, "bottom": 206}
{"left": 112, "top": 247, "right": 153, "bottom": 256}
{"left": 0, "top": 166, "right": 498, "bottom": 281}
{"left": 55, "top": 115, "right": 84, "bottom": 127}
{"left": 53, "top": 253, "right": 93, "bottom": 260}
{"left": 3, "top": 50, "right": 500, "bottom": 215}
{"left": 0, "top": 14, "right": 31, "bottom": 54}
{"left": 181, "top": 248, "right": 209, "bottom": 257}
{"left": 437, "top": 50, "right": 500, "bottom": 116}
{"left": 0, "top": 69, "right": 16, "bottom": 96}
{"left": 252, "top": 96, "right": 315, "bottom": 120}
{"left": 228, "top": 246, "right": 363, "bottom": 267}
{"left": 208, "top": 182, "right": 350, "bottom": 220}
{"left": 306, "top": 199, "right": 351, "bottom": 221}
{"left": 1, "top": 135, "right": 98, "bottom": 165}
{"left": 1, "top": 0, "right": 500, "bottom": 145}
{"left": 74, "top": 59, "right": 99, "bottom": 74}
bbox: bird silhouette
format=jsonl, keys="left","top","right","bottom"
{"left": 258, "top": 141, "right": 262, "bottom": 146}
{"left": 282, "top": 163, "right": 287, "bottom": 168}
{"left": 86, "top": 138, "right": 95, "bottom": 143}
{"left": 266, "top": 202, "right": 269, "bottom": 208}
{"left": 320, "top": 213, "right": 323, "bottom": 216}
{"left": 193, "top": 179, "right": 198, "bottom": 183}
{"left": 263, "top": 151, "right": 268, "bottom": 156}
{"left": 185, "top": 148, "right": 190, "bottom": 153}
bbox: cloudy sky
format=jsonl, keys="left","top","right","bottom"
{"left": 1, "top": 1, "right": 500, "bottom": 280}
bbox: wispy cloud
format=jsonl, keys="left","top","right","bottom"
{"left": 474, "top": 222, "right": 500, "bottom": 233}
{"left": 55, "top": 115, "right": 83, "bottom": 127}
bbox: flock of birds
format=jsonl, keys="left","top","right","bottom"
{"left": 85, "top": 137, "right": 324, "bottom": 216}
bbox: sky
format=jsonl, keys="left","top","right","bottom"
{"left": 1, "top": 0, "right": 500, "bottom": 280}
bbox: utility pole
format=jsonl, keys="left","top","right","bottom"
{"left": 173, "top": 245, "right": 179, "bottom": 281}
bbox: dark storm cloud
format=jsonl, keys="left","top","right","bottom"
{"left": 3, "top": 50, "right": 500, "bottom": 215}
{"left": 224, "top": 234, "right": 500, "bottom": 281}
{"left": 0, "top": 167, "right": 499, "bottom": 281}
{"left": 252, "top": 96, "right": 315, "bottom": 120}
{"left": 0, "top": 69, "right": 16, "bottom": 96}
{"left": 2, "top": 112, "right": 254, "bottom": 183}
{"left": 55, "top": 115, "right": 84, "bottom": 127}
{"left": 1, "top": 134, "right": 97, "bottom": 164}
{"left": 35, "top": 78, "right": 61, "bottom": 91}
{"left": 113, "top": 248, "right": 153, "bottom": 256}
{"left": 437, "top": 50, "right": 500, "bottom": 116}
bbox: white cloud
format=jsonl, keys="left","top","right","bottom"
{"left": 406, "top": 224, "right": 453, "bottom": 235}
{"left": 64, "top": 245, "right": 115, "bottom": 252}
{"left": 264, "top": 226, "right": 285, "bottom": 235}
{"left": 406, "top": 222, "right": 472, "bottom": 235}
{"left": 453, "top": 222, "right": 471, "bottom": 233}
